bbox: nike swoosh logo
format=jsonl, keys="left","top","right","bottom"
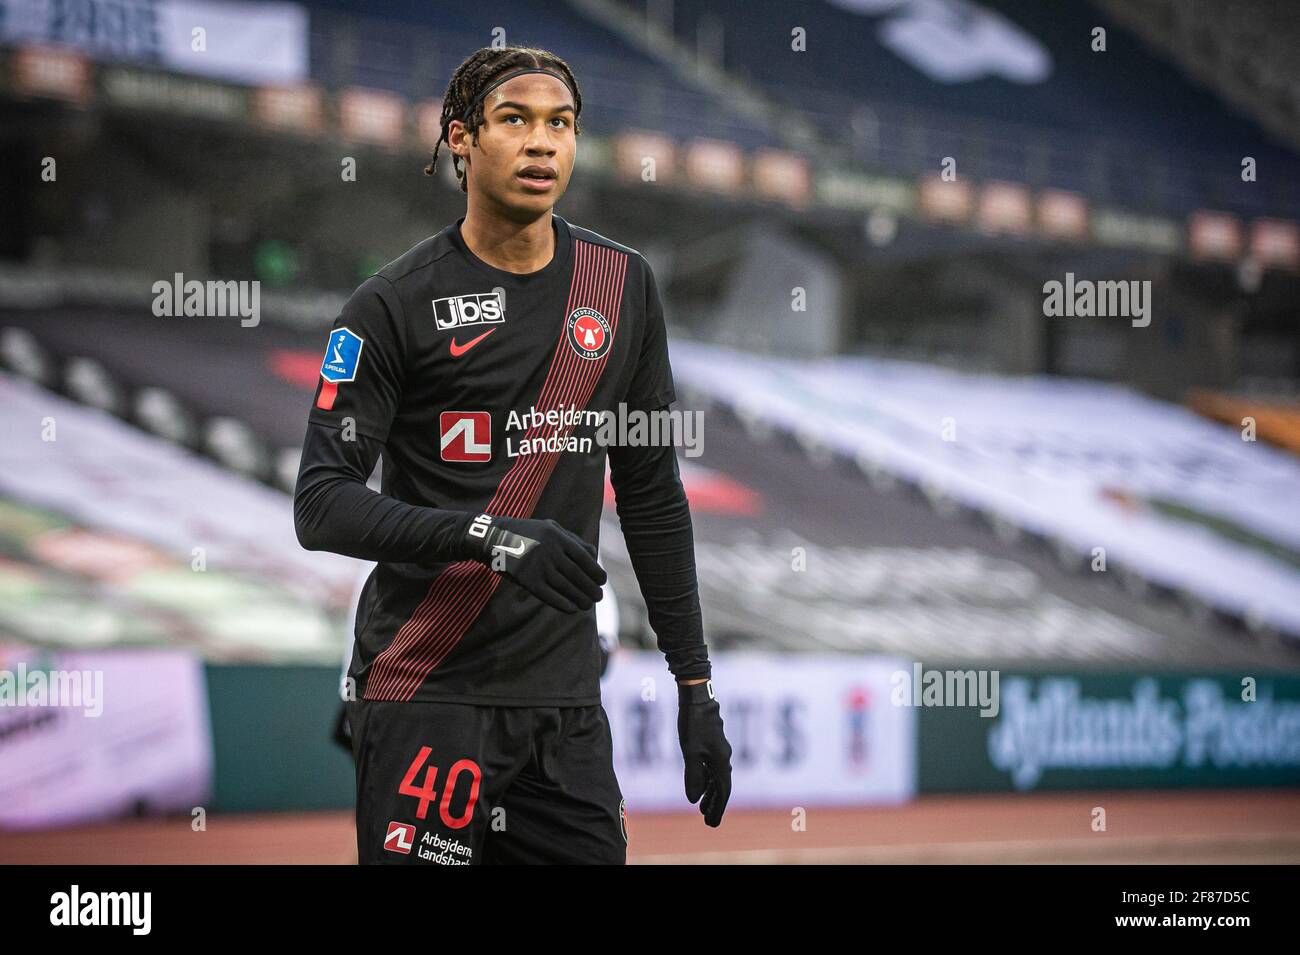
{"left": 492, "top": 541, "right": 528, "bottom": 557}
{"left": 449, "top": 328, "right": 497, "bottom": 357}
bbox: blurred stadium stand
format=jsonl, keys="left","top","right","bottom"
{"left": 1096, "top": 0, "right": 1300, "bottom": 157}
{"left": 605, "top": 0, "right": 1300, "bottom": 217}
{"left": 303, "top": 0, "right": 783, "bottom": 147}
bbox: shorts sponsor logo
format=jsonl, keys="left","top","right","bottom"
{"left": 385, "top": 821, "right": 416, "bottom": 854}
{"left": 566, "top": 307, "right": 611, "bottom": 360}
{"left": 440, "top": 411, "right": 492, "bottom": 462}
{"left": 619, "top": 797, "right": 628, "bottom": 844}
{"left": 418, "top": 829, "right": 474, "bottom": 864}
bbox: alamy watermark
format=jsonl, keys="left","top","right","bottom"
{"left": 0, "top": 664, "right": 104, "bottom": 717}
{"left": 152, "top": 273, "right": 260, "bottom": 327}
{"left": 50, "top": 885, "right": 150, "bottom": 935}
{"left": 890, "top": 662, "right": 1000, "bottom": 717}
{"left": 1042, "top": 272, "right": 1151, "bottom": 327}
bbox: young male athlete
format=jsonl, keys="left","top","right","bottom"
{"left": 294, "top": 45, "right": 732, "bottom": 864}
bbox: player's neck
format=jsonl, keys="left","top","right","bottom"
{"left": 459, "top": 201, "right": 555, "bottom": 275}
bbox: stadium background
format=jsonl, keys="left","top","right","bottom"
{"left": 1, "top": 0, "right": 1298, "bottom": 863}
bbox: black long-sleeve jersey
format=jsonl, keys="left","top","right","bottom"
{"left": 294, "top": 213, "right": 710, "bottom": 705}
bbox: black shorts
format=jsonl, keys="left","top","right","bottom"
{"left": 346, "top": 698, "right": 627, "bottom": 865}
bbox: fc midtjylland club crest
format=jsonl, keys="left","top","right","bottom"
{"left": 566, "top": 307, "right": 611, "bottom": 360}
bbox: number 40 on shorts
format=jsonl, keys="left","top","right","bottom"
{"left": 398, "top": 746, "right": 482, "bottom": 828}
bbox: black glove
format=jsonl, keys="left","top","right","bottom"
{"left": 678, "top": 678, "right": 732, "bottom": 827}
{"left": 465, "top": 513, "right": 606, "bottom": 613}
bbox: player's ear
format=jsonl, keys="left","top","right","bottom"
{"left": 451, "top": 119, "right": 478, "bottom": 157}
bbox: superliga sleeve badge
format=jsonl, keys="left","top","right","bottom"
{"left": 316, "top": 326, "right": 365, "bottom": 410}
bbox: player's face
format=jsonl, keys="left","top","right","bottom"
{"left": 453, "top": 73, "right": 576, "bottom": 218}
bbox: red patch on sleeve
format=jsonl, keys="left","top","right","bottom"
{"left": 316, "top": 380, "right": 338, "bottom": 410}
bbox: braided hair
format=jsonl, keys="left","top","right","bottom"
{"left": 424, "top": 46, "right": 583, "bottom": 193}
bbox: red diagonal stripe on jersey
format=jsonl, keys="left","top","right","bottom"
{"left": 384, "top": 242, "right": 627, "bottom": 699}
{"left": 367, "top": 241, "right": 626, "bottom": 700}
{"left": 365, "top": 240, "right": 629, "bottom": 701}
